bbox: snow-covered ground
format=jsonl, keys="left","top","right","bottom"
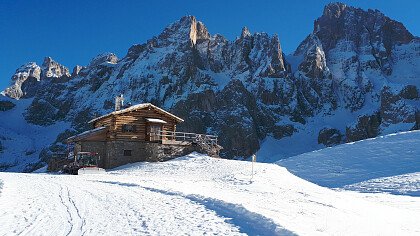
{"left": 278, "top": 130, "right": 420, "bottom": 196}
{"left": 1, "top": 152, "right": 420, "bottom": 235}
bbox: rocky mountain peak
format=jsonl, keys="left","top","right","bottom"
{"left": 190, "top": 17, "right": 210, "bottom": 45}
{"left": 322, "top": 2, "right": 347, "bottom": 19}
{"left": 158, "top": 15, "right": 210, "bottom": 47}
{"left": 1, "top": 62, "right": 42, "bottom": 99}
{"left": 88, "top": 53, "right": 118, "bottom": 67}
{"left": 313, "top": 2, "right": 414, "bottom": 53}
{"left": 41, "top": 56, "right": 70, "bottom": 78}
{"left": 17, "top": 62, "right": 41, "bottom": 79}
{"left": 42, "top": 56, "right": 54, "bottom": 67}
{"left": 241, "top": 26, "right": 251, "bottom": 38}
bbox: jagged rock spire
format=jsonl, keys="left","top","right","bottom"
{"left": 157, "top": 15, "right": 210, "bottom": 47}
{"left": 241, "top": 26, "right": 251, "bottom": 38}
{"left": 42, "top": 57, "right": 70, "bottom": 78}
{"left": 72, "top": 65, "right": 85, "bottom": 78}
{"left": 322, "top": 2, "right": 347, "bottom": 19}
{"left": 298, "top": 35, "right": 328, "bottom": 79}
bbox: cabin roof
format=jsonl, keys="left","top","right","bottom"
{"left": 67, "top": 126, "right": 107, "bottom": 143}
{"left": 88, "top": 103, "right": 184, "bottom": 124}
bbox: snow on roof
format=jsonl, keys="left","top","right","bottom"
{"left": 88, "top": 103, "right": 184, "bottom": 124}
{"left": 67, "top": 126, "right": 107, "bottom": 142}
{"left": 146, "top": 118, "right": 167, "bottom": 124}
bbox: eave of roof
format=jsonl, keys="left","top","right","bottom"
{"left": 66, "top": 126, "right": 107, "bottom": 143}
{"left": 88, "top": 103, "right": 184, "bottom": 124}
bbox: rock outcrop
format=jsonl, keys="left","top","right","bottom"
{"left": 71, "top": 65, "right": 85, "bottom": 77}
{"left": 318, "top": 127, "right": 343, "bottom": 147}
{"left": 346, "top": 112, "right": 382, "bottom": 142}
{"left": 0, "top": 100, "right": 15, "bottom": 111}
{"left": 1, "top": 62, "right": 41, "bottom": 99}
{"left": 2, "top": 57, "right": 71, "bottom": 99}
{"left": 42, "top": 57, "right": 71, "bottom": 79}
{"left": 88, "top": 53, "right": 119, "bottom": 67}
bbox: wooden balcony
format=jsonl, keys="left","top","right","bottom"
{"left": 151, "top": 130, "right": 218, "bottom": 146}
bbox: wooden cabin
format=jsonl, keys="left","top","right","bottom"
{"left": 67, "top": 98, "right": 221, "bottom": 169}
{"left": 88, "top": 103, "right": 183, "bottom": 142}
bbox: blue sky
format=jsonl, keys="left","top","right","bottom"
{"left": 1, "top": 0, "right": 419, "bottom": 89}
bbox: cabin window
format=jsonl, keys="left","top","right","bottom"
{"left": 122, "top": 124, "right": 136, "bottom": 133}
{"left": 123, "top": 150, "right": 132, "bottom": 156}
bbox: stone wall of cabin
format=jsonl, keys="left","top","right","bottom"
{"left": 77, "top": 141, "right": 107, "bottom": 167}
{"left": 104, "top": 141, "right": 201, "bottom": 169}
{"left": 77, "top": 140, "right": 202, "bottom": 169}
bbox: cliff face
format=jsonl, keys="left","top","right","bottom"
{"left": 295, "top": 2, "right": 419, "bottom": 144}
{"left": 1, "top": 3, "right": 419, "bottom": 171}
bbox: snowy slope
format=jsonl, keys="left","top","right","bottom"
{"left": 344, "top": 173, "right": 420, "bottom": 196}
{"left": 277, "top": 130, "right": 420, "bottom": 195}
{"left": 1, "top": 153, "right": 420, "bottom": 235}
{"left": 0, "top": 97, "right": 69, "bottom": 172}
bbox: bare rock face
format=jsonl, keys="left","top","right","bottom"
{"left": 295, "top": 1, "right": 419, "bottom": 130}
{"left": 157, "top": 15, "right": 210, "bottom": 49}
{"left": 311, "top": 2, "right": 414, "bottom": 77}
{"left": 272, "top": 125, "right": 296, "bottom": 139}
{"left": 2, "top": 57, "right": 71, "bottom": 99}
{"left": 298, "top": 35, "right": 328, "bottom": 79}
{"left": 346, "top": 112, "right": 382, "bottom": 142}
{"left": 25, "top": 99, "right": 59, "bottom": 125}
{"left": 318, "top": 127, "right": 343, "bottom": 147}
{"left": 0, "top": 100, "right": 15, "bottom": 111}
{"left": 88, "top": 53, "right": 118, "bottom": 67}
{"left": 71, "top": 65, "right": 85, "bottom": 78}
{"left": 1, "top": 62, "right": 41, "bottom": 99}
{"left": 42, "top": 57, "right": 71, "bottom": 79}
{"left": 212, "top": 79, "right": 261, "bottom": 158}
{"left": 229, "top": 27, "right": 289, "bottom": 77}
{"left": 380, "top": 86, "right": 418, "bottom": 126}
{"left": 295, "top": 35, "right": 336, "bottom": 115}
{"left": 315, "top": 2, "right": 413, "bottom": 53}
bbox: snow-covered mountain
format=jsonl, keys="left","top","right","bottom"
{"left": 1, "top": 2, "right": 419, "bottom": 171}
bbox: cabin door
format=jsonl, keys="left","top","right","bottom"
{"left": 149, "top": 124, "right": 162, "bottom": 141}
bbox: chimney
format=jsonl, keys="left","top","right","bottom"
{"left": 115, "top": 94, "right": 124, "bottom": 111}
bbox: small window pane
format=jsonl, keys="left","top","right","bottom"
{"left": 123, "top": 150, "right": 132, "bottom": 156}
{"left": 122, "top": 124, "right": 136, "bottom": 133}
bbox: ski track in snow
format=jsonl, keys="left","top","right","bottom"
{"left": 1, "top": 153, "right": 420, "bottom": 235}
{"left": 0, "top": 173, "right": 254, "bottom": 235}
{"left": 95, "top": 180, "right": 291, "bottom": 235}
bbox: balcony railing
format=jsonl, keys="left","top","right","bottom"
{"left": 150, "top": 130, "right": 218, "bottom": 146}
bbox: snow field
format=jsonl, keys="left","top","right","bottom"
{"left": 278, "top": 130, "right": 420, "bottom": 191}
{"left": 1, "top": 153, "right": 419, "bottom": 235}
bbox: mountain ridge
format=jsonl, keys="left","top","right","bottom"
{"left": 1, "top": 2, "right": 419, "bottom": 171}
